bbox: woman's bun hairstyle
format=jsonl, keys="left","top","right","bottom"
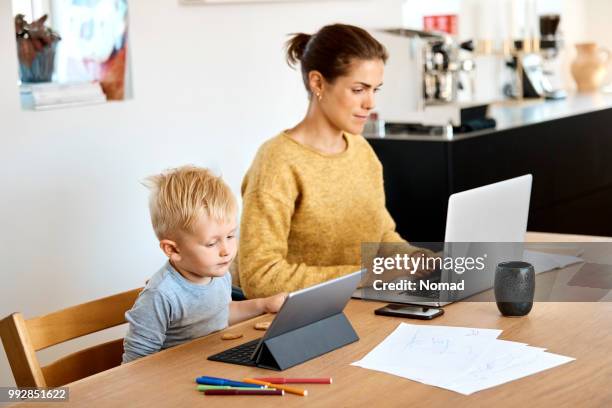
{"left": 285, "top": 33, "right": 312, "bottom": 67}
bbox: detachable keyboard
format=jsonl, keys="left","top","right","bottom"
{"left": 208, "top": 338, "right": 262, "bottom": 367}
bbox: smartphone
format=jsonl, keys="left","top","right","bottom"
{"left": 374, "top": 303, "right": 444, "bottom": 320}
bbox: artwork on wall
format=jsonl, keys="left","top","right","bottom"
{"left": 12, "top": 0, "right": 132, "bottom": 110}
{"left": 51, "top": 0, "right": 130, "bottom": 100}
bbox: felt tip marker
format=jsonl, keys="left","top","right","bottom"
{"left": 254, "top": 377, "right": 332, "bottom": 384}
{"left": 197, "top": 385, "right": 269, "bottom": 391}
{"left": 196, "top": 376, "right": 264, "bottom": 388}
{"left": 243, "top": 378, "right": 308, "bottom": 396}
{"left": 203, "top": 389, "right": 284, "bottom": 396}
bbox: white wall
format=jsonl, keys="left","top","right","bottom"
{"left": 581, "top": 0, "right": 612, "bottom": 85}
{"left": 0, "top": 0, "right": 408, "bottom": 388}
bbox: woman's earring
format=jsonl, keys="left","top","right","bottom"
{"left": 316, "top": 93, "right": 322, "bottom": 102}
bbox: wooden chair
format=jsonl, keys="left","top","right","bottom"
{"left": 0, "top": 288, "right": 142, "bottom": 387}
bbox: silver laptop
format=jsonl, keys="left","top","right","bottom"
{"left": 354, "top": 174, "right": 533, "bottom": 306}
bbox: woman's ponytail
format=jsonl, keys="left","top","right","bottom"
{"left": 285, "top": 33, "right": 312, "bottom": 67}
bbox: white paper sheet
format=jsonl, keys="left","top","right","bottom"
{"left": 353, "top": 323, "right": 504, "bottom": 384}
{"left": 351, "top": 323, "right": 574, "bottom": 395}
{"left": 442, "top": 351, "right": 575, "bottom": 395}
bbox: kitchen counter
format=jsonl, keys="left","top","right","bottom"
{"left": 367, "top": 94, "right": 612, "bottom": 241}
{"left": 371, "top": 92, "right": 612, "bottom": 142}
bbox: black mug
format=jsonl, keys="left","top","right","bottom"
{"left": 494, "top": 261, "right": 535, "bottom": 316}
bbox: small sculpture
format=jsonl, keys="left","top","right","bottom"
{"left": 14, "top": 14, "right": 61, "bottom": 82}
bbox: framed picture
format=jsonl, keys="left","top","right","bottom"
{"left": 12, "top": 0, "right": 132, "bottom": 110}
{"left": 51, "top": 0, "right": 130, "bottom": 100}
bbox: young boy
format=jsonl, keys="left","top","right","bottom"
{"left": 122, "top": 165, "right": 286, "bottom": 363}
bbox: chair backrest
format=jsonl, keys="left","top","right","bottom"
{"left": 0, "top": 288, "right": 142, "bottom": 387}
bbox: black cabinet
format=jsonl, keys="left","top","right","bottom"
{"left": 369, "top": 107, "right": 612, "bottom": 241}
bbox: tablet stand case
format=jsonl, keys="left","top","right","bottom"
{"left": 209, "top": 312, "right": 359, "bottom": 371}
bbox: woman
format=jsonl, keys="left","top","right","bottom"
{"left": 239, "top": 24, "right": 424, "bottom": 298}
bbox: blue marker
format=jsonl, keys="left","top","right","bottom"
{"left": 195, "top": 376, "right": 265, "bottom": 388}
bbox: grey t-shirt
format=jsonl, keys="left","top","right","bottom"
{"left": 122, "top": 262, "right": 231, "bottom": 363}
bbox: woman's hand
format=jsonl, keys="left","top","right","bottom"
{"left": 410, "top": 251, "right": 440, "bottom": 279}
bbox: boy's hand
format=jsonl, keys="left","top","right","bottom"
{"left": 263, "top": 292, "right": 287, "bottom": 314}
{"left": 229, "top": 293, "right": 288, "bottom": 325}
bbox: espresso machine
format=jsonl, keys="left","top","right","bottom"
{"left": 368, "top": 28, "right": 493, "bottom": 137}
{"left": 420, "top": 31, "right": 475, "bottom": 104}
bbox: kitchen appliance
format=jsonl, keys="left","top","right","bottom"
{"left": 504, "top": 14, "right": 566, "bottom": 100}
{"left": 370, "top": 28, "right": 493, "bottom": 137}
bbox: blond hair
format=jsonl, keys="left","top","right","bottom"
{"left": 144, "top": 165, "right": 237, "bottom": 239}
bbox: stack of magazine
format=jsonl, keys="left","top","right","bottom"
{"left": 20, "top": 82, "right": 106, "bottom": 110}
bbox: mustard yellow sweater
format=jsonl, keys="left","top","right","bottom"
{"left": 239, "top": 132, "right": 414, "bottom": 298}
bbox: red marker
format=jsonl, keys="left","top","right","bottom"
{"left": 254, "top": 377, "right": 332, "bottom": 384}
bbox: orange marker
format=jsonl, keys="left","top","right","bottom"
{"left": 243, "top": 378, "right": 308, "bottom": 396}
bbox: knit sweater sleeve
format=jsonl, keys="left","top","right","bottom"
{"left": 380, "top": 209, "right": 406, "bottom": 243}
{"left": 239, "top": 189, "right": 360, "bottom": 298}
{"left": 367, "top": 140, "right": 422, "bottom": 252}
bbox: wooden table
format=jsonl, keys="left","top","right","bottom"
{"left": 14, "top": 234, "right": 612, "bottom": 407}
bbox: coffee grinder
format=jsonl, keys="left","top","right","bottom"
{"left": 504, "top": 14, "right": 566, "bottom": 100}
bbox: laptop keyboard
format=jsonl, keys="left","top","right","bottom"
{"left": 398, "top": 274, "right": 443, "bottom": 300}
{"left": 399, "top": 287, "right": 441, "bottom": 299}
{"left": 208, "top": 338, "right": 261, "bottom": 367}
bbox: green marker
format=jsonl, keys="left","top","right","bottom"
{"left": 197, "top": 385, "right": 268, "bottom": 391}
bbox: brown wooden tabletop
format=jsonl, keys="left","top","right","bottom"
{"left": 11, "top": 234, "right": 612, "bottom": 407}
